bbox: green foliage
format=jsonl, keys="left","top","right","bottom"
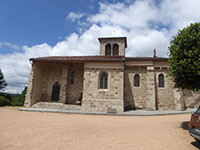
{"left": 169, "top": 22, "right": 200, "bottom": 91}
{"left": 0, "top": 69, "right": 7, "bottom": 91}
{"left": 11, "top": 98, "right": 24, "bottom": 106}
{"left": 0, "top": 92, "right": 12, "bottom": 101}
{"left": 11, "top": 87, "right": 27, "bottom": 106}
{"left": 0, "top": 86, "right": 27, "bottom": 106}
{"left": 0, "top": 96, "right": 11, "bottom": 106}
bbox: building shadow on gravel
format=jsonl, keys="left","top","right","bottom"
{"left": 191, "top": 142, "right": 200, "bottom": 149}
{"left": 181, "top": 121, "right": 189, "bottom": 130}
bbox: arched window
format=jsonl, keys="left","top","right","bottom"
{"left": 51, "top": 82, "right": 60, "bottom": 101}
{"left": 100, "top": 72, "right": 108, "bottom": 89}
{"left": 113, "top": 44, "right": 119, "bottom": 56}
{"left": 134, "top": 74, "right": 140, "bottom": 87}
{"left": 105, "top": 44, "right": 111, "bottom": 56}
{"left": 158, "top": 73, "right": 164, "bottom": 88}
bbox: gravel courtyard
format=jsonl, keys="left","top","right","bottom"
{"left": 0, "top": 107, "right": 199, "bottom": 150}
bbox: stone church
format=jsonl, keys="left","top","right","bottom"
{"left": 24, "top": 37, "right": 200, "bottom": 113}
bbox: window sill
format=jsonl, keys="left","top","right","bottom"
{"left": 98, "top": 89, "right": 108, "bottom": 92}
{"left": 158, "top": 87, "right": 165, "bottom": 89}
{"left": 133, "top": 86, "right": 140, "bottom": 88}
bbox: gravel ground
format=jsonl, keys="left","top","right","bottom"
{"left": 0, "top": 107, "right": 199, "bottom": 150}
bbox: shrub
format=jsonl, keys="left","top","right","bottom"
{"left": 0, "top": 96, "right": 11, "bottom": 106}
{"left": 11, "top": 100, "right": 23, "bottom": 106}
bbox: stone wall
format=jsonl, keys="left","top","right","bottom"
{"left": 29, "top": 62, "right": 46, "bottom": 106}
{"left": 66, "top": 64, "right": 84, "bottom": 104}
{"left": 59, "top": 66, "right": 69, "bottom": 103}
{"left": 124, "top": 66, "right": 147, "bottom": 110}
{"left": 24, "top": 65, "right": 34, "bottom": 107}
{"left": 124, "top": 65, "right": 182, "bottom": 111}
{"left": 41, "top": 63, "right": 63, "bottom": 103}
{"left": 82, "top": 62, "right": 124, "bottom": 113}
{"left": 155, "top": 68, "right": 175, "bottom": 110}
{"left": 25, "top": 62, "right": 84, "bottom": 106}
{"left": 41, "top": 63, "right": 84, "bottom": 104}
{"left": 145, "top": 66, "right": 156, "bottom": 110}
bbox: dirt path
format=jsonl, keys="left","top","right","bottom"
{"left": 0, "top": 107, "right": 199, "bottom": 150}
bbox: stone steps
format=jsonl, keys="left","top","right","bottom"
{"left": 187, "top": 96, "right": 200, "bottom": 109}
{"left": 32, "top": 102, "right": 81, "bottom": 110}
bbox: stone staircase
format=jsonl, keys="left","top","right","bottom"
{"left": 32, "top": 102, "right": 81, "bottom": 111}
{"left": 187, "top": 96, "right": 200, "bottom": 108}
{"left": 185, "top": 90, "right": 200, "bottom": 109}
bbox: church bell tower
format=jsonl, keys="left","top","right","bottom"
{"left": 98, "top": 37, "right": 127, "bottom": 56}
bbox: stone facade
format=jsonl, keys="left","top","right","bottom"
{"left": 25, "top": 62, "right": 84, "bottom": 106}
{"left": 82, "top": 62, "right": 124, "bottom": 113}
{"left": 66, "top": 64, "right": 84, "bottom": 104}
{"left": 154, "top": 68, "right": 175, "bottom": 110}
{"left": 124, "top": 66, "right": 147, "bottom": 110}
{"left": 25, "top": 37, "right": 200, "bottom": 113}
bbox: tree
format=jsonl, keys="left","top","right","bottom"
{"left": 0, "top": 69, "right": 7, "bottom": 91}
{"left": 169, "top": 22, "right": 200, "bottom": 91}
{"left": 11, "top": 86, "right": 27, "bottom": 106}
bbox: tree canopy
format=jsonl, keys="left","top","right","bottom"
{"left": 0, "top": 69, "right": 7, "bottom": 91}
{"left": 11, "top": 86, "right": 27, "bottom": 106}
{"left": 169, "top": 22, "right": 200, "bottom": 91}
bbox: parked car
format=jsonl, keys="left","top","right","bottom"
{"left": 189, "top": 107, "right": 200, "bottom": 142}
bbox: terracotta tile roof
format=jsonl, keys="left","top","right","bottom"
{"left": 30, "top": 56, "right": 125, "bottom": 62}
{"left": 125, "top": 57, "right": 168, "bottom": 61}
{"left": 30, "top": 56, "right": 168, "bottom": 63}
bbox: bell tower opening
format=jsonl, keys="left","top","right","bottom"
{"left": 105, "top": 44, "right": 111, "bottom": 56}
{"left": 113, "top": 44, "right": 119, "bottom": 56}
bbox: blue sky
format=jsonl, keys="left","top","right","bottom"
{"left": 0, "top": 0, "right": 130, "bottom": 54}
{"left": 0, "top": 0, "right": 200, "bottom": 93}
{"left": 0, "top": 0, "right": 99, "bottom": 53}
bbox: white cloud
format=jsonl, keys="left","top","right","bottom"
{"left": 0, "top": 43, "right": 53, "bottom": 93}
{"left": 0, "top": 42, "right": 20, "bottom": 50}
{"left": 1, "top": 0, "right": 200, "bottom": 93}
{"left": 88, "top": 1, "right": 158, "bottom": 29}
{"left": 67, "top": 12, "right": 85, "bottom": 22}
{"left": 158, "top": 0, "right": 200, "bottom": 33}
